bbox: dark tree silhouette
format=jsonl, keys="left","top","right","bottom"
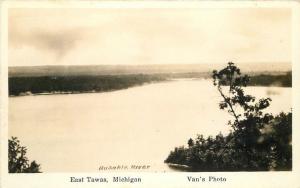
{"left": 9, "top": 137, "right": 41, "bottom": 173}
{"left": 165, "top": 62, "right": 292, "bottom": 171}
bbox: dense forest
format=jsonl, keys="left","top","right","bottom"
{"left": 9, "top": 71, "right": 291, "bottom": 96}
{"left": 165, "top": 63, "right": 292, "bottom": 171}
{"left": 248, "top": 72, "right": 291, "bottom": 87}
{"left": 9, "top": 74, "right": 167, "bottom": 96}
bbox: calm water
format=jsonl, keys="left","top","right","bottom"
{"left": 9, "top": 79, "right": 291, "bottom": 172}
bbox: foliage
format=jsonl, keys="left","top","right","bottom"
{"left": 248, "top": 71, "right": 291, "bottom": 87}
{"left": 9, "top": 74, "right": 167, "bottom": 96}
{"left": 9, "top": 71, "right": 291, "bottom": 96}
{"left": 165, "top": 62, "right": 292, "bottom": 171}
{"left": 9, "top": 137, "right": 41, "bottom": 173}
{"left": 268, "top": 112, "right": 292, "bottom": 170}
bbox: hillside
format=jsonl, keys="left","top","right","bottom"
{"left": 9, "top": 63, "right": 291, "bottom": 77}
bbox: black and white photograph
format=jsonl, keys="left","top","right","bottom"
{"left": 1, "top": 1, "right": 300, "bottom": 187}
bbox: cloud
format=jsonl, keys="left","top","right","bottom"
{"left": 8, "top": 8, "right": 291, "bottom": 66}
{"left": 33, "top": 29, "right": 83, "bottom": 59}
{"left": 9, "top": 24, "right": 84, "bottom": 59}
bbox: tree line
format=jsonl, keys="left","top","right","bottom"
{"left": 9, "top": 72, "right": 291, "bottom": 96}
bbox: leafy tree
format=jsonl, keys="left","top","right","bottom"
{"left": 268, "top": 112, "right": 292, "bottom": 170}
{"left": 212, "top": 62, "right": 275, "bottom": 170}
{"left": 9, "top": 137, "right": 41, "bottom": 173}
{"left": 165, "top": 62, "right": 292, "bottom": 171}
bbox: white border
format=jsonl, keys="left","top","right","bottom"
{"left": 1, "top": 1, "right": 300, "bottom": 187}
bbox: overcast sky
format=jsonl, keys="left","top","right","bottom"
{"left": 8, "top": 8, "right": 291, "bottom": 66}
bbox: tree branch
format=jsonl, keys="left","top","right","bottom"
{"left": 217, "top": 86, "right": 239, "bottom": 123}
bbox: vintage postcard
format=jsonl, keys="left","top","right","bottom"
{"left": 1, "top": 0, "right": 300, "bottom": 187}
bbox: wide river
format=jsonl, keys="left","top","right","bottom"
{"left": 9, "top": 79, "right": 291, "bottom": 172}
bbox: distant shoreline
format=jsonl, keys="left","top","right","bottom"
{"left": 8, "top": 80, "right": 171, "bottom": 97}
{"left": 9, "top": 63, "right": 291, "bottom": 78}
{"left": 8, "top": 78, "right": 207, "bottom": 97}
{"left": 9, "top": 72, "right": 292, "bottom": 97}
